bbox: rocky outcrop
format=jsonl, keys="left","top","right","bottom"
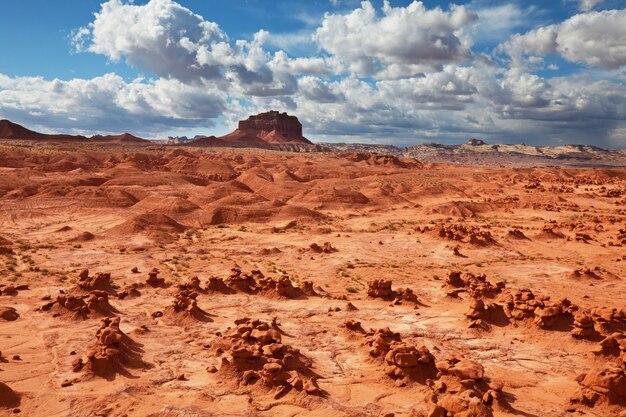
{"left": 445, "top": 271, "right": 505, "bottom": 299}
{"left": 146, "top": 268, "right": 166, "bottom": 287}
{"left": 0, "top": 307, "right": 19, "bottom": 321}
{"left": 0, "top": 381, "right": 20, "bottom": 408}
{"left": 40, "top": 291, "right": 117, "bottom": 319}
{"left": 365, "top": 327, "right": 436, "bottom": 385}
{"left": 238, "top": 112, "right": 306, "bottom": 141}
{"left": 429, "top": 356, "right": 500, "bottom": 417}
{"left": 571, "top": 365, "right": 626, "bottom": 406}
{"left": 347, "top": 324, "right": 499, "bottom": 415}
{"left": 205, "top": 268, "right": 316, "bottom": 299}
{"left": 73, "top": 270, "right": 117, "bottom": 295}
{"left": 367, "top": 279, "right": 419, "bottom": 306}
{"left": 163, "top": 289, "right": 211, "bottom": 322}
{"left": 72, "top": 317, "right": 146, "bottom": 378}
{"left": 216, "top": 318, "right": 322, "bottom": 397}
{"left": 207, "top": 111, "right": 313, "bottom": 147}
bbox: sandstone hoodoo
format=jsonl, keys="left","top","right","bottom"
{"left": 217, "top": 111, "right": 312, "bottom": 146}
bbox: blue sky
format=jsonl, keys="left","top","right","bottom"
{"left": 1, "top": 0, "right": 625, "bottom": 146}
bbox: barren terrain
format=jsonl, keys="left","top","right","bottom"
{"left": 0, "top": 141, "right": 625, "bottom": 417}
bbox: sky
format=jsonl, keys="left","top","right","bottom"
{"left": 1, "top": 0, "right": 625, "bottom": 147}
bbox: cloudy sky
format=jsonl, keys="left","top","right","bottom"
{"left": 1, "top": 0, "right": 625, "bottom": 146}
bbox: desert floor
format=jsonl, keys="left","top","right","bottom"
{"left": 0, "top": 142, "right": 625, "bottom": 417}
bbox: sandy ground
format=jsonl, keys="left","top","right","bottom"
{"left": 0, "top": 142, "right": 625, "bottom": 417}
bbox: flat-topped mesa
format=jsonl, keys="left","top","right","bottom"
{"left": 238, "top": 111, "right": 303, "bottom": 138}
{"left": 217, "top": 111, "right": 312, "bottom": 145}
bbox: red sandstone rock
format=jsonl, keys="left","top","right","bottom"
{"left": 216, "top": 318, "right": 321, "bottom": 397}
{"left": 215, "top": 111, "right": 312, "bottom": 146}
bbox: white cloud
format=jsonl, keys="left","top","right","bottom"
{"left": 313, "top": 1, "right": 477, "bottom": 78}
{"left": 502, "top": 9, "right": 626, "bottom": 69}
{"left": 0, "top": 0, "right": 624, "bottom": 147}
{"left": 72, "top": 0, "right": 297, "bottom": 95}
{"left": 469, "top": 2, "right": 539, "bottom": 44}
{"left": 0, "top": 73, "right": 226, "bottom": 136}
{"left": 579, "top": 0, "right": 604, "bottom": 11}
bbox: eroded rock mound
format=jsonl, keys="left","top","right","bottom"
{"left": 365, "top": 327, "right": 436, "bottom": 386}
{"left": 592, "top": 332, "right": 626, "bottom": 361}
{"left": 178, "top": 276, "right": 204, "bottom": 293}
{"left": 429, "top": 356, "right": 501, "bottom": 417}
{"left": 436, "top": 224, "right": 498, "bottom": 246}
{"left": 225, "top": 268, "right": 259, "bottom": 293}
{"left": 40, "top": 291, "right": 117, "bottom": 319}
{"left": 348, "top": 325, "right": 499, "bottom": 415}
{"left": 216, "top": 318, "right": 322, "bottom": 398}
{"left": 210, "top": 268, "right": 316, "bottom": 299}
{"left": 72, "top": 317, "right": 146, "bottom": 378}
{"left": 507, "top": 229, "right": 529, "bottom": 240}
{"left": 590, "top": 307, "right": 626, "bottom": 335}
{"left": 367, "top": 279, "right": 419, "bottom": 306}
{"left": 146, "top": 268, "right": 166, "bottom": 287}
{"left": 257, "top": 275, "right": 306, "bottom": 298}
{"left": 206, "top": 276, "right": 235, "bottom": 294}
{"left": 465, "top": 298, "right": 509, "bottom": 329}
{"left": 116, "top": 283, "right": 142, "bottom": 299}
{"left": 571, "top": 311, "right": 598, "bottom": 339}
{"left": 502, "top": 289, "right": 577, "bottom": 330}
{"left": 163, "top": 289, "right": 211, "bottom": 322}
{"left": 0, "top": 236, "right": 13, "bottom": 255}
{"left": 571, "top": 365, "right": 626, "bottom": 407}
{"left": 536, "top": 225, "right": 566, "bottom": 240}
{"left": 74, "top": 270, "right": 117, "bottom": 295}
{"left": 445, "top": 271, "right": 505, "bottom": 299}
{"left": 309, "top": 242, "right": 338, "bottom": 253}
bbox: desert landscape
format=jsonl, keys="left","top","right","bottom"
{"left": 2, "top": 0, "right": 626, "bottom": 415}
{"left": 1, "top": 117, "right": 625, "bottom": 416}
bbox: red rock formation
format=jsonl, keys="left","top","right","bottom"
{"left": 216, "top": 318, "right": 322, "bottom": 397}
{"left": 571, "top": 364, "right": 626, "bottom": 406}
{"left": 74, "top": 270, "right": 117, "bottom": 295}
{"left": 0, "top": 119, "right": 148, "bottom": 143}
{"left": 0, "top": 307, "right": 19, "bottom": 321}
{"left": 445, "top": 271, "right": 505, "bottom": 299}
{"left": 72, "top": 317, "right": 146, "bottom": 377}
{"left": 365, "top": 327, "right": 437, "bottom": 385}
{"left": 216, "top": 111, "right": 312, "bottom": 146}
{"left": 0, "top": 381, "right": 20, "bottom": 408}
{"left": 40, "top": 290, "right": 117, "bottom": 319}
{"left": 146, "top": 268, "right": 166, "bottom": 287}
{"left": 367, "top": 279, "right": 419, "bottom": 305}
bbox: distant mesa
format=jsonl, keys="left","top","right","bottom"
{"left": 90, "top": 133, "right": 148, "bottom": 144}
{"left": 0, "top": 119, "right": 85, "bottom": 142}
{"left": 0, "top": 119, "right": 148, "bottom": 143}
{"left": 233, "top": 110, "right": 312, "bottom": 145}
{"left": 187, "top": 111, "right": 312, "bottom": 147}
{"left": 466, "top": 138, "right": 486, "bottom": 146}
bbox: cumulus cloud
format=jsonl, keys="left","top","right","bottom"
{"left": 502, "top": 9, "right": 626, "bottom": 69}
{"left": 0, "top": 73, "right": 225, "bottom": 135}
{"left": 0, "top": 0, "right": 624, "bottom": 147}
{"left": 72, "top": 0, "right": 299, "bottom": 95}
{"left": 313, "top": 1, "right": 477, "bottom": 78}
{"left": 494, "top": 71, "right": 626, "bottom": 122}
